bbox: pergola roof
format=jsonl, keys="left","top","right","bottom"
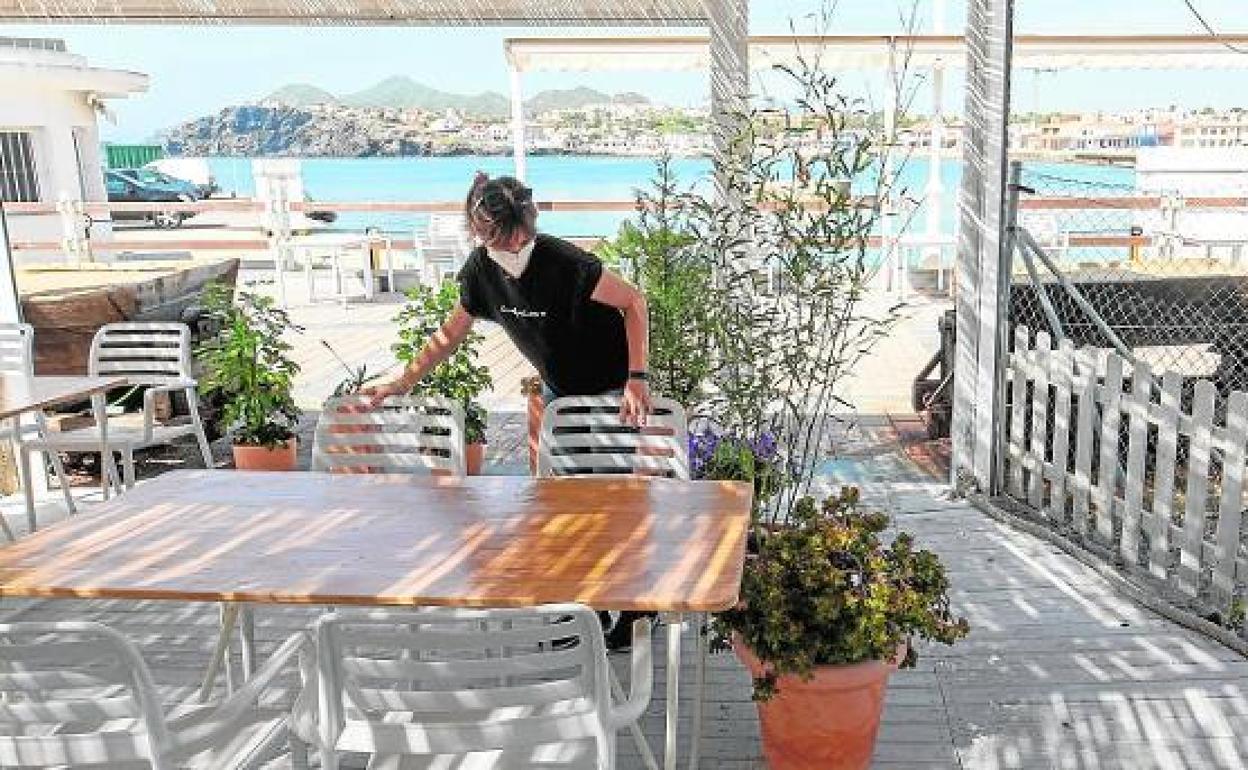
{"left": 0, "top": 0, "right": 710, "bottom": 25}
{"left": 505, "top": 34, "right": 1248, "bottom": 72}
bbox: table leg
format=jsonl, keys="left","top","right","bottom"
{"left": 305, "top": 250, "right": 315, "bottom": 305}
{"left": 663, "top": 612, "right": 683, "bottom": 770}
{"left": 0, "top": 422, "right": 17, "bottom": 541}
{"left": 239, "top": 604, "right": 256, "bottom": 678}
{"left": 690, "top": 612, "right": 707, "bottom": 770}
{"left": 362, "top": 243, "right": 375, "bottom": 302}
{"left": 198, "top": 603, "right": 239, "bottom": 703}
{"left": 92, "top": 394, "right": 120, "bottom": 500}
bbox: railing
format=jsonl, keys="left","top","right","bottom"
{"left": 1003, "top": 325, "right": 1248, "bottom": 639}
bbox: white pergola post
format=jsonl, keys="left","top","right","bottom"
{"left": 509, "top": 64, "right": 527, "bottom": 181}
{"left": 707, "top": 0, "right": 749, "bottom": 205}
{"left": 925, "top": 0, "right": 947, "bottom": 279}
{"left": 952, "top": 0, "right": 1015, "bottom": 493}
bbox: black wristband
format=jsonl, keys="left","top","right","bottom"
{"left": 628, "top": 370, "right": 649, "bottom": 381}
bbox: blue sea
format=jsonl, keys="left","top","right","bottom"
{"left": 206, "top": 155, "right": 1134, "bottom": 240}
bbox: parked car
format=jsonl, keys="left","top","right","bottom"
{"left": 112, "top": 167, "right": 202, "bottom": 200}
{"left": 105, "top": 170, "right": 198, "bottom": 229}
{"left": 147, "top": 158, "right": 219, "bottom": 199}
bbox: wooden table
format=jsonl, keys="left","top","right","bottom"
{"left": 0, "top": 470, "right": 752, "bottom": 770}
{"left": 0, "top": 374, "right": 127, "bottom": 538}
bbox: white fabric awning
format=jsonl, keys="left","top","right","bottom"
{"left": 506, "top": 34, "right": 1248, "bottom": 72}
{"left": 0, "top": 0, "right": 710, "bottom": 25}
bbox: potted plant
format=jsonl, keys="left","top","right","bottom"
{"left": 197, "top": 283, "right": 302, "bottom": 471}
{"left": 393, "top": 282, "right": 492, "bottom": 475}
{"left": 712, "top": 488, "right": 969, "bottom": 770}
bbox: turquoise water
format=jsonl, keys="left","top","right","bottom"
{"left": 206, "top": 155, "right": 1134, "bottom": 239}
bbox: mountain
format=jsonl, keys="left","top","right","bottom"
{"left": 260, "top": 78, "right": 650, "bottom": 116}
{"left": 341, "top": 76, "right": 511, "bottom": 115}
{"left": 263, "top": 83, "right": 339, "bottom": 107}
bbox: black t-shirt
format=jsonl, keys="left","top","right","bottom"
{"left": 458, "top": 234, "right": 629, "bottom": 397}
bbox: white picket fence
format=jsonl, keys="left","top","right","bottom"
{"left": 1004, "top": 326, "right": 1248, "bottom": 623}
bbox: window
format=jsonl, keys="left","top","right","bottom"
{"left": 0, "top": 131, "right": 40, "bottom": 203}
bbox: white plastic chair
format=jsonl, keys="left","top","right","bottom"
{"left": 0, "top": 323, "right": 77, "bottom": 539}
{"left": 537, "top": 396, "right": 690, "bottom": 480}
{"left": 23, "top": 322, "right": 214, "bottom": 493}
{"left": 312, "top": 395, "right": 466, "bottom": 476}
{"left": 298, "top": 604, "right": 652, "bottom": 770}
{"left": 0, "top": 621, "right": 312, "bottom": 770}
{"left": 536, "top": 395, "right": 692, "bottom": 770}
{"left": 412, "top": 214, "right": 469, "bottom": 286}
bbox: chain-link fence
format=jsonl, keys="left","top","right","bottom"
{"left": 1008, "top": 164, "right": 1248, "bottom": 396}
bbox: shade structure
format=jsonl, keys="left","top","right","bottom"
{"left": 0, "top": 0, "right": 711, "bottom": 25}
{"left": 506, "top": 33, "right": 1248, "bottom": 72}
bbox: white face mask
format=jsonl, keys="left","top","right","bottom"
{"left": 486, "top": 238, "right": 535, "bottom": 278}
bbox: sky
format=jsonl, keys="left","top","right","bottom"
{"left": 5, "top": 0, "right": 1248, "bottom": 142}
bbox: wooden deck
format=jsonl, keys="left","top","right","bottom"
{"left": 3, "top": 417, "right": 1245, "bottom": 768}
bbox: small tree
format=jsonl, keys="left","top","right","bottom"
{"left": 196, "top": 282, "right": 301, "bottom": 448}
{"left": 599, "top": 157, "right": 716, "bottom": 408}
{"left": 393, "top": 282, "right": 492, "bottom": 444}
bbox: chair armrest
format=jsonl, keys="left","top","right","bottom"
{"left": 165, "top": 630, "right": 312, "bottom": 759}
{"left": 608, "top": 618, "right": 654, "bottom": 730}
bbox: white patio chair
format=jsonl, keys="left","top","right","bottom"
{"left": 312, "top": 395, "right": 466, "bottom": 476}
{"left": 23, "top": 322, "right": 214, "bottom": 493}
{"left": 536, "top": 395, "right": 690, "bottom": 770}
{"left": 537, "top": 396, "right": 690, "bottom": 480}
{"left": 298, "top": 604, "right": 653, "bottom": 770}
{"left": 412, "top": 214, "right": 469, "bottom": 286}
{"left": 0, "top": 620, "right": 312, "bottom": 769}
{"left": 0, "top": 323, "right": 77, "bottom": 538}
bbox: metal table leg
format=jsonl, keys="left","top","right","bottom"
{"left": 91, "top": 394, "right": 120, "bottom": 500}
{"left": 198, "top": 603, "right": 239, "bottom": 703}
{"left": 663, "top": 612, "right": 683, "bottom": 770}
{"left": 690, "top": 612, "right": 708, "bottom": 770}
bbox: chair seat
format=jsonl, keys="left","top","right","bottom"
{"left": 24, "top": 421, "right": 200, "bottom": 452}
{"left": 366, "top": 740, "right": 598, "bottom": 770}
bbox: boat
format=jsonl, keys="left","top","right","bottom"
{"left": 18, "top": 256, "right": 240, "bottom": 375}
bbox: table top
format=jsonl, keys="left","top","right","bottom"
{"left": 0, "top": 471, "right": 753, "bottom": 612}
{"left": 0, "top": 374, "right": 127, "bottom": 420}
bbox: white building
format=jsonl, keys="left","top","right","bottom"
{"left": 0, "top": 37, "right": 148, "bottom": 262}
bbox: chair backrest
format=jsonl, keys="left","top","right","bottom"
{"left": 0, "top": 323, "right": 35, "bottom": 375}
{"left": 537, "top": 396, "right": 690, "bottom": 480}
{"left": 427, "top": 214, "right": 468, "bottom": 246}
{"left": 89, "top": 322, "right": 193, "bottom": 386}
{"left": 312, "top": 395, "right": 466, "bottom": 476}
{"left": 0, "top": 621, "right": 172, "bottom": 769}
{"left": 314, "top": 605, "right": 612, "bottom": 767}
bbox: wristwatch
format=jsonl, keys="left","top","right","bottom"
{"left": 628, "top": 370, "right": 649, "bottom": 382}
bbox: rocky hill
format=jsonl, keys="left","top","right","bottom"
{"left": 163, "top": 81, "right": 657, "bottom": 157}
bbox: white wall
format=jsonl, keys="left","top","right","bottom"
{"left": 0, "top": 82, "right": 113, "bottom": 264}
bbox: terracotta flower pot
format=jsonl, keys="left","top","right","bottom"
{"left": 734, "top": 639, "right": 896, "bottom": 770}
{"left": 466, "top": 442, "right": 485, "bottom": 476}
{"left": 232, "top": 439, "right": 298, "bottom": 472}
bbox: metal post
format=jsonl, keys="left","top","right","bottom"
{"left": 509, "top": 65, "right": 527, "bottom": 182}
{"left": 952, "top": 0, "right": 1016, "bottom": 494}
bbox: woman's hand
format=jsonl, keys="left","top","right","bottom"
{"left": 620, "top": 379, "right": 652, "bottom": 427}
{"left": 359, "top": 379, "right": 407, "bottom": 409}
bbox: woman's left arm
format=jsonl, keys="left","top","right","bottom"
{"left": 591, "top": 270, "right": 651, "bottom": 426}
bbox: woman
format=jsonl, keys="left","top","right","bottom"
{"left": 364, "top": 171, "right": 651, "bottom": 421}
{"left": 364, "top": 173, "right": 653, "bottom": 649}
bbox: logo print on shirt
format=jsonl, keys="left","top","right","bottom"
{"left": 500, "top": 305, "right": 547, "bottom": 320}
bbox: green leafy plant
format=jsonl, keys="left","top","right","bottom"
{"left": 712, "top": 487, "right": 969, "bottom": 701}
{"left": 689, "top": 427, "right": 786, "bottom": 517}
{"left": 196, "top": 282, "right": 302, "bottom": 448}
{"left": 598, "top": 157, "right": 715, "bottom": 407}
{"left": 393, "top": 281, "right": 492, "bottom": 444}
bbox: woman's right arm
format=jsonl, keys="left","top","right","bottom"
{"left": 365, "top": 304, "right": 475, "bottom": 405}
